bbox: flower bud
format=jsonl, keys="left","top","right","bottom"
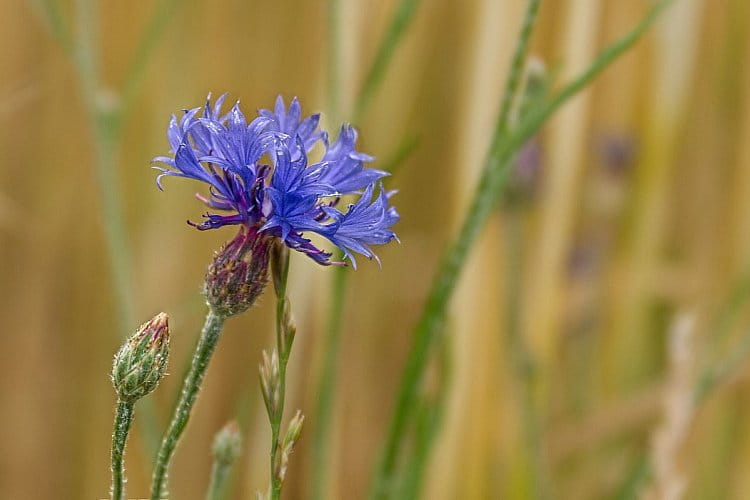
{"left": 112, "top": 313, "right": 170, "bottom": 403}
{"left": 205, "top": 227, "right": 271, "bottom": 317}
{"left": 259, "top": 349, "right": 281, "bottom": 418}
{"left": 212, "top": 421, "right": 242, "bottom": 465}
{"left": 274, "top": 410, "right": 305, "bottom": 484}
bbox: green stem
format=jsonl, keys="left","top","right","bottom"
{"left": 205, "top": 458, "right": 234, "bottom": 500}
{"left": 310, "top": 0, "right": 421, "bottom": 494}
{"left": 326, "top": 0, "right": 343, "bottom": 126}
{"left": 270, "top": 259, "right": 291, "bottom": 500}
{"left": 110, "top": 399, "right": 135, "bottom": 500}
{"left": 353, "top": 0, "right": 422, "bottom": 122}
{"left": 368, "top": 2, "right": 669, "bottom": 497}
{"left": 494, "top": 0, "right": 542, "bottom": 147}
{"left": 151, "top": 310, "right": 226, "bottom": 500}
{"left": 503, "top": 211, "right": 547, "bottom": 499}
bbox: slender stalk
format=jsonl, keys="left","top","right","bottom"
{"left": 353, "top": 0, "right": 422, "bottom": 122}
{"left": 493, "top": 0, "right": 542, "bottom": 149}
{"left": 110, "top": 400, "right": 135, "bottom": 500}
{"left": 270, "top": 254, "right": 291, "bottom": 500}
{"left": 31, "top": 0, "right": 73, "bottom": 51}
{"left": 206, "top": 460, "right": 232, "bottom": 500}
{"left": 368, "top": 2, "right": 670, "bottom": 497}
{"left": 34, "top": 0, "right": 184, "bottom": 459}
{"left": 503, "top": 211, "right": 547, "bottom": 499}
{"left": 397, "top": 335, "right": 451, "bottom": 499}
{"left": 311, "top": 0, "right": 422, "bottom": 495}
{"left": 151, "top": 310, "right": 226, "bottom": 500}
{"left": 119, "top": 0, "right": 182, "bottom": 119}
{"left": 326, "top": 0, "right": 342, "bottom": 127}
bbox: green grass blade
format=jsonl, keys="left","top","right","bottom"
{"left": 353, "top": 0, "right": 422, "bottom": 122}
{"left": 29, "top": 0, "right": 72, "bottom": 52}
{"left": 310, "top": 0, "right": 423, "bottom": 497}
{"left": 368, "top": 2, "right": 671, "bottom": 498}
{"left": 119, "top": 0, "right": 182, "bottom": 119}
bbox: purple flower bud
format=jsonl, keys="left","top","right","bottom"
{"left": 204, "top": 227, "right": 271, "bottom": 317}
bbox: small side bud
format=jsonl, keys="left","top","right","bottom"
{"left": 270, "top": 240, "right": 290, "bottom": 299}
{"left": 283, "top": 410, "right": 305, "bottom": 449}
{"left": 274, "top": 410, "right": 305, "bottom": 484}
{"left": 279, "top": 298, "right": 297, "bottom": 356}
{"left": 212, "top": 421, "right": 242, "bottom": 465}
{"left": 205, "top": 227, "right": 271, "bottom": 317}
{"left": 112, "top": 313, "right": 170, "bottom": 403}
{"left": 259, "top": 349, "right": 281, "bottom": 418}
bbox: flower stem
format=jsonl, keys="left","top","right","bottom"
{"left": 270, "top": 256, "right": 291, "bottom": 500}
{"left": 150, "top": 310, "right": 226, "bottom": 500}
{"left": 503, "top": 211, "right": 547, "bottom": 499}
{"left": 205, "top": 457, "right": 234, "bottom": 500}
{"left": 110, "top": 399, "right": 135, "bottom": 500}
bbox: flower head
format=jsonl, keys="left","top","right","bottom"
{"left": 153, "top": 94, "right": 398, "bottom": 267}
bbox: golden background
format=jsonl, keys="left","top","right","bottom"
{"left": 2, "top": 0, "right": 750, "bottom": 498}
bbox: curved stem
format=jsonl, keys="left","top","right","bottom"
{"left": 110, "top": 399, "right": 135, "bottom": 500}
{"left": 151, "top": 310, "right": 226, "bottom": 500}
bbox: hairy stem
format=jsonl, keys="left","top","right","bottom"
{"left": 151, "top": 310, "right": 226, "bottom": 500}
{"left": 205, "top": 456, "right": 235, "bottom": 500}
{"left": 110, "top": 400, "right": 135, "bottom": 500}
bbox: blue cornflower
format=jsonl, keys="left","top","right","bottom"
{"left": 153, "top": 94, "right": 398, "bottom": 267}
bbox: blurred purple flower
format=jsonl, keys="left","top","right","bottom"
{"left": 153, "top": 94, "right": 398, "bottom": 267}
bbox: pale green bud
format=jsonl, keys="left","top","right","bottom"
{"left": 212, "top": 421, "right": 242, "bottom": 465}
{"left": 112, "top": 312, "right": 170, "bottom": 402}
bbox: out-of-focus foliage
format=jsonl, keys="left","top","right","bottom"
{"left": 2, "top": 0, "right": 750, "bottom": 499}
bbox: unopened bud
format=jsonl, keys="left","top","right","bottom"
{"left": 112, "top": 313, "right": 170, "bottom": 402}
{"left": 283, "top": 410, "right": 305, "bottom": 449}
{"left": 205, "top": 227, "right": 271, "bottom": 317}
{"left": 212, "top": 421, "right": 242, "bottom": 465}
{"left": 275, "top": 410, "right": 305, "bottom": 484}
{"left": 259, "top": 349, "right": 280, "bottom": 418}
{"left": 270, "top": 240, "right": 290, "bottom": 299}
{"left": 279, "top": 298, "right": 297, "bottom": 356}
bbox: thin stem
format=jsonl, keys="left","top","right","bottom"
{"left": 31, "top": 0, "right": 73, "bottom": 52}
{"left": 397, "top": 335, "right": 451, "bottom": 499}
{"left": 503, "top": 211, "right": 547, "bottom": 499}
{"left": 310, "top": 0, "right": 420, "bottom": 495}
{"left": 110, "top": 400, "right": 135, "bottom": 500}
{"left": 270, "top": 259, "right": 291, "bottom": 500}
{"left": 353, "top": 0, "right": 422, "bottom": 122}
{"left": 151, "top": 310, "right": 226, "bottom": 500}
{"left": 368, "top": 2, "right": 669, "bottom": 497}
{"left": 493, "top": 0, "right": 542, "bottom": 146}
{"left": 119, "top": 0, "right": 181, "bottom": 120}
{"left": 326, "top": 0, "right": 343, "bottom": 126}
{"left": 205, "top": 456, "right": 236, "bottom": 500}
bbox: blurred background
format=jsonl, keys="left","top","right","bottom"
{"left": 2, "top": 0, "right": 750, "bottom": 498}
